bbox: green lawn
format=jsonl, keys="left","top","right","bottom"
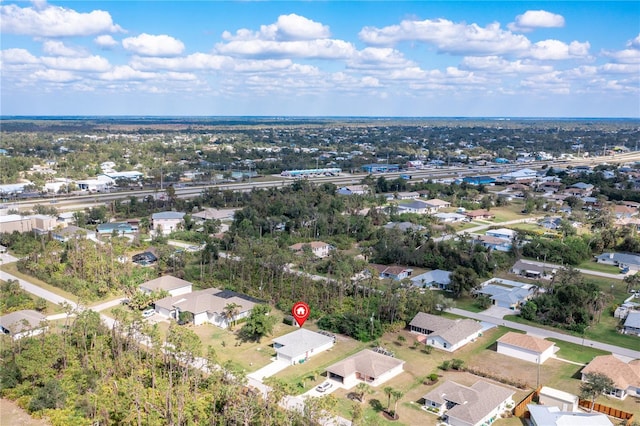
{"left": 449, "top": 295, "right": 485, "bottom": 313}
{"left": 547, "top": 338, "right": 609, "bottom": 364}
{"left": 577, "top": 260, "right": 622, "bottom": 275}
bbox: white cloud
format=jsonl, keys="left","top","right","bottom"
{"left": 527, "top": 40, "right": 591, "bottom": 60}
{"left": 347, "top": 47, "right": 415, "bottom": 70}
{"left": 130, "top": 53, "right": 293, "bottom": 73}
{"left": 460, "top": 56, "right": 553, "bottom": 73}
{"left": 32, "top": 69, "right": 78, "bottom": 82}
{"left": 41, "top": 55, "right": 111, "bottom": 72}
{"left": 603, "top": 49, "right": 640, "bottom": 64}
{"left": 360, "top": 76, "right": 380, "bottom": 87}
{"left": 1, "top": 48, "right": 40, "bottom": 64}
{"left": 122, "top": 33, "right": 185, "bottom": 57}
{"left": 216, "top": 39, "right": 355, "bottom": 59}
{"left": 0, "top": 2, "right": 123, "bottom": 37}
{"left": 600, "top": 63, "right": 640, "bottom": 75}
{"left": 99, "top": 65, "right": 157, "bottom": 81}
{"left": 628, "top": 34, "right": 640, "bottom": 50}
{"left": 222, "top": 14, "right": 331, "bottom": 42}
{"left": 42, "top": 40, "right": 86, "bottom": 57}
{"left": 94, "top": 35, "right": 118, "bottom": 49}
{"left": 508, "top": 10, "right": 565, "bottom": 32}
{"left": 359, "top": 18, "right": 531, "bottom": 56}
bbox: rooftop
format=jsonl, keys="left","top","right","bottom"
{"left": 272, "top": 329, "right": 334, "bottom": 358}
{"left": 497, "top": 332, "right": 555, "bottom": 354}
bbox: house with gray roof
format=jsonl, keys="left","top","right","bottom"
{"left": 475, "top": 278, "right": 537, "bottom": 310}
{"left": 397, "top": 200, "right": 431, "bottom": 214}
{"left": 0, "top": 310, "right": 47, "bottom": 340}
{"left": 409, "top": 312, "right": 482, "bottom": 352}
{"left": 422, "top": 380, "right": 514, "bottom": 426}
{"left": 151, "top": 211, "right": 186, "bottom": 235}
{"left": 139, "top": 275, "right": 193, "bottom": 297}
{"left": 527, "top": 405, "right": 612, "bottom": 426}
{"left": 511, "top": 260, "right": 557, "bottom": 280}
{"left": 623, "top": 311, "right": 640, "bottom": 336}
{"left": 154, "top": 287, "right": 257, "bottom": 328}
{"left": 433, "top": 212, "right": 467, "bottom": 223}
{"left": 325, "top": 349, "right": 404, "bottom": 388}
{"left": 383, "top": 222, "right": 425, "bottom": 232}
{"left": 595, "top": 252, "right": 640, "bottom": 272}
{"left": 272, "top": 329, "right": 334, "bottom": 365}
{"left": 410, "top": 270, "right": 452, "bottom": 290}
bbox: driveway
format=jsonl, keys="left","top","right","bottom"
{"left": 481, "top": 306, "right": 516, "bottom": 319}
{"left": 247, "top": 359, "right": 290, "bottom": 381}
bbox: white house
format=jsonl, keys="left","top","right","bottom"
{"left": 581, "top": 355, "right": 640, "bottom": 400}
{"left": 139, "top": 275, "right": 193, "bottom": 297}
{"left": 336, "top": 185, "right": 369, "bottom": 195}
{"left": 622, "top": 311, "right": 640, "bottom": 336}
{"left": 326, "top": 349, "right": 404, "bottom": 388}
{"left": 409, "top": 312, "right": 482, "bottom": 352}
{"left": 272, "top": 329, "right": 334, "bottom": 365}
{"left": 423, "top": 198, "right": 451, "bottom": 212}
{"left": 527, "top": 404, "right": 613, "bottom": 426}
{"left": 422, "top": 380, "right": 514, "bottom": 426}
{"left": 410, "top": 270, "right": 452, "bottom": 290}
{"left": 152, "top": 211, "right": 186, "bottom": 235}
{"left": 0, "top": 310, "right": 48, "bottom": 340}
{"left": 511, "top": 260, "right": 556, "bottom": 280}
{"left": 289, "top": 241, "right": 333, "bottom": 258}
{"left": 433, "top": 212, "right": 467, "bottom": 223}
{"left": 496, "top": 332, "right": 556, "bottom": 364}
{"left": 537, "top": 386, "right": 579, "bottom": 412}
{"left": 154, "top": 288, "right": 257, "bottom": 328}
{"left": 475, "top": 278, "right": 537, "bottom": 310}
{"left": 485, "top": 228, "right": 516, "bottom": 241}
{"left": 397, "top": 200, "right": 430, "bottom": 214}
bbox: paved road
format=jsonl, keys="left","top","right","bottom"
{"left": 434, "top": 216, "right": 543, "bottom": 242}
{"left": 0, "top": 270, "right": 79, "bottom": 310}
{"left": 521, "top": 259, "right": 628, "bottom": 280}
{"left": 449, "top": 308, "right": 640, "bottom": 360}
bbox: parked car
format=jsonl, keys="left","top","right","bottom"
{"left": 142, "top": 308, "right": 155, "bottom": 318}
{"left": 316, "top": 382, "right": 333, "bottom": 393}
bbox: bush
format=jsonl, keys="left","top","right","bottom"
{"left": 439, "top": 360, "right": 451, "bottom": 371}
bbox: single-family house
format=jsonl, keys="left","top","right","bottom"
{"left": 581, "top": 355, "right": 640, "bottom": 399}
{"left": 96, "top": 222, "right": 136, "bottom": 235}
{"left": 410, "top": 270, "right": 452, "bottom": 290}
{"left": 372, "top": 264, "right": 413, "bottom": 281}
{"left": 614, "top": 301, "right": 640, "bottom": 319}
{"left": 527, "top": 405, "right": 612, "bottom": 426}
{"left": 397, "top": 200, "right": 430, "bottom": 214}
{"left": 383, "top": 222, "right": 425, "bottom": 233}
{"left": 537, "top": 386, "right": 579, "bottom": 412}
{"left": 0, "top": 310, "right": 48, "bottom": 340}
{"left": 154, "top": 288, "right": 258, "bottom": 328}
{"left": 52, "top": 225, "right": 86, "bottom": 242}
{"left": 337, "top": 185, "right": 370, "bottom": 196}
{"left": 473, "top": 234, "right": 512, "bottom": 252}
{"left": 409, "top": 312, "right": 482, "bottom": 352}
{"left": 424, "top": 198, "right": 451, "bottom": 211}
{"left": 475, "top": 278, "right": 537, "bottom": 310}
{"left": 538, "top": 181, "right": 563, "bottom": 193}
{"left": 595, "top": 252, "right": 640, "bottom": 272}
{"left": 139, "top": 275, "right": 193, "bottom": 297}
{"left": 272, "top": 329, "right": 335, "bottom": 365}
{"left": 622, "top": 201, "right": 640, "bottom": 210}
{"left": 422, "top": 380, "right": 514, "bottom": 426}
{"left": 622, "top": 311, "right": 640, "bottom": 336}
{"left": 486, "top": 228, "right": 516, "bottom": 241}
{"left": 191, "top": 208, "right": 237, "bottom": 222}
{"left": 433, "top": 213, "right": 467, "bottom": 223}
{"left": 152, "top": 211, "right": 186, "bottom": 235}
{"left": 462, "top": 176, "right": 496, "bottom": 186}
{"left": 496, "top": 332, "right": 556, "bottom": 364}
{"left": 510, "top": 260, "right": 556, "bottom": 280}
{"left": 325, "top": 349, "right": 404, "bottom": 388}
{"left": 57, "top": 211, "right": 76, "bottom": 225}
{"left": 465, "top": 209, "right": 495, "bottom": 220}
{"left": 396, "top": 191, "right": 420, "bottom": 200}
{"left": 289, "top": 241, "right": 333, "bottom": 258}
{"left": 613, "top": 205, "right": 638, "bottom": 220}
{"left": 571, "top": 182, "right": 594, "bottom": 194}
{"left": 539, "top": 217, "right": 562, "bottom": 230}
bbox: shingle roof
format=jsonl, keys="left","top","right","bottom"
{"left": 326, "top": 349, "right": 404, "bottom": 379}
{"left": 0, "top": 310, "right": 47, "bottom": 335}
{"left": 155, "top": 288, "right": 256, "bottom": 315}
{"left": 623, "top": 311, "right": 640, "bottom": 329}
{"left": 410, "top": 270, "right": 451, "bottom": 286}
{"left": 152, "top": 211, "right": 186, "bottom": 220}
{"left": 409, "top": 312, "right": 482, "bottom": 347}
{"left": 272, "top": 329, "right": 334, "bottom": 358}
{"left": 497, "top": 332, "right": 555, "bottom": 354}
{"left": 140, "top": 275, "right": 192, "bottom": 292}
{"left": 582, "top": 355, "right": 640, "bottom": 390}
{"left": 422, "top": 380, "right": 514, "bottom": 425}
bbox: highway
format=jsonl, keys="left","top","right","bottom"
{"left": 5, "top": 151, "right": 640, "bottom": 213}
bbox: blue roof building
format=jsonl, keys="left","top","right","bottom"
{"left": 463, "top": 176, "right": 496, "bottom": 186}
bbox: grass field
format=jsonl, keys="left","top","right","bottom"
{"left": 577, "top": 260, "right": 622, "bottom": 274}
{"left": 547, "top": 338, "right": 609, "bottom": 364}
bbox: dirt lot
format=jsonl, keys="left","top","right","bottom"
{"left": 0, "top": 399, "right": 49, "bottom": 426}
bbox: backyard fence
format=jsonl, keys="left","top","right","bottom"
{"left": 512, "top": 386, "right": 541, "bottom": 418}
{"left": 577, "top": 399, "right": 635, "bottom": 423}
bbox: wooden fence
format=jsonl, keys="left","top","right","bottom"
{"left": 512, "top": 386, "right": 541, "bottom": 418}
{"left": 577, "top": 399, "right": 635, "bottom": 423}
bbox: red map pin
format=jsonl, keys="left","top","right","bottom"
{"left": 292, "top": 301, "right": 310, "bottom": 327}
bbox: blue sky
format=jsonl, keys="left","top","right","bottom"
{"left": 1, "top": 1, "right": 638, "bottom": 117}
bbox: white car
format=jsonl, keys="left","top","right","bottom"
{"left": 142, "top": 308, "right": 155, "bottom": 318}
{"left": 316, "top": 382, "right": 333, "bottom": 393}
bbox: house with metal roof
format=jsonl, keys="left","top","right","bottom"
{"left": 397, "top": 200, "right": 431, "bottom": 214}
{"left": 527, "top": 404, "right": 612, "bottom": 426}
{"left": 496, "top": 332, "right": 556, "bottom": 364}
{"left": 325, "top": 349, "right": 404, "bottom": 388}
{"left": 422, "top": 380, "right": 514, "bottom": 426}
{"left": 152, "top": 211, "right": 186, "bottom": 235}
{"left": 383, "top": 222, "right": 426, "bottom": 233}
{"left": 475, "top": 278, "right": 537, "bottom": 310}
{"left": 622, "top": 311, "right": 640, "bottom": 336}
{"left": 409, "top": 312, "right": 482, "bottom": 352}
{"left": 510, "top": 260, "right": 556, "bottom": 280}
{"left": 595, "top": 252, "right": 640, "bottom": 272}
{"left": 0, "top": 310, "right": 47, "bottom": 340}
{"left": 462, "top": 175, "right": 496, "bottom": 186}
{"left": 272, "top": 329, "right": 334, "bottom": 365}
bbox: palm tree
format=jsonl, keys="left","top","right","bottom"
{"left": 391, "top": 390, "right": 404, "bottom": 417}
{"left": 355, "top": 382, "right": 373, "bottom": 403}
{"left": 383, "top": 386, "right": 393, "bottom": 411}
{"left": 223, "top": 302, "right": 241, "bottom": 330}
